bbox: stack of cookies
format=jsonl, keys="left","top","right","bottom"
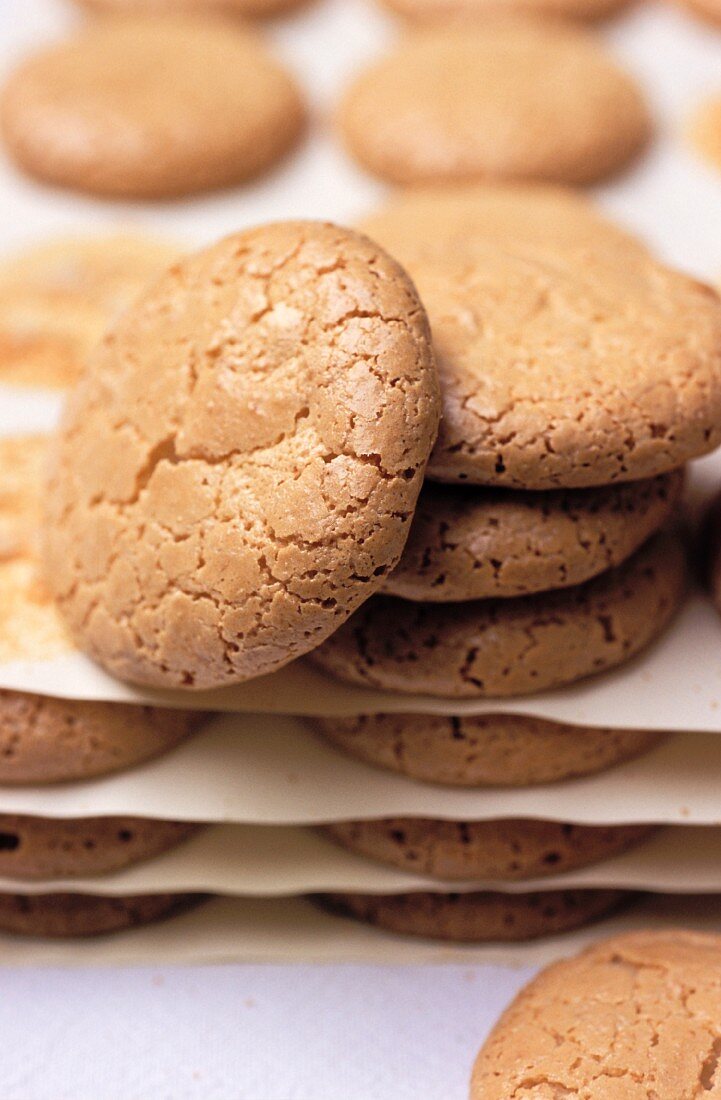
{"left": 305, "top": 183, "right": 721, "bottom": 943}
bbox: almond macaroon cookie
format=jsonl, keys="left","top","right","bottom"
{"left": 315, "top": 713, "right": 663, "bottom": 786}
{"left": 322, "top": 819, "right": 654, "bottom": 881}
{"left": 0, "top": 16, "right": 305, "bottom": 199}
{"left": 361, "top": 189, "right": 721, "bottom": 489}
{"left": 384, "top": 472, "right": 683, "bottom": 602}
{"left": 339, "top": 20, "right": 650, "bottom": 187}
{"left": 318, "top": 888, "right": 629, "bottom": 942}
{"left": 311, "top": 529, "right": 686, "bottom": 698}
{"left": 0, "top": 814, "right": 198, "bottom": 880}
{"left": 0, "top": 235, "right": 179, "bottom": 388}
{"left": 44, "top": 222, "right": 441, "bottom": 690}
{"left": 0, "top": 891, "right": 204, "bottom": 937}
{"left": 472, "top": 929, "right": 721, "bottom": 1097}
{"left": 73, "top": 0, "right": 305, "bottom": 16}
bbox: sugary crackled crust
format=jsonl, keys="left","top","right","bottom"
{"left": 322, "top": 818, "right": 654, "bottom": 881}
{"left": 314, "top": 712, "right": 662, "bottom": 786}
{"left": 362, "top": 193, "right": 721, "bottom": 489}
{"left": 384, "top": 470, "right": 684, "bottom": 601}
{"left": 339, "top": 22, "right": 650, "bottom": 187}
{"left": 0, "top": 891, "right": 204, "bottom": 937}
{"left": 0, "top": 691, "right": 205, "bottom": 784}
{"left": 317, "top": 888, "right": 629, "bottom": 942}
{"left": 471, "top": 929, "right": 721, "bottom": 1097}
{"left": 0, "top": 813, "right": 198, "bottom": 880}
{"left": 310, "top": 529, "right": 686, "bottom": 698}
{"left": 44, "top": 222, "right": 440, "bottom": 690}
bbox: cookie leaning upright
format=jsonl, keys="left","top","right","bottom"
{"left": 338, "top": 19, "right": 650, "bottom": 187}
{"left": 43, "top": 222, "right": 441, "bottom": 690}
{"left": 471, "top": 930, "right": 721, "bottom": 1097}
{"left": 0, "top": 16, "right": 305, "bottom": 199}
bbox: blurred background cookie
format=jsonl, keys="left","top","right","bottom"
{"left": 72, "top": 0, "right": 307, "bottom": 17}
{"left": 0, "top": 16, "right": 305, "bottom": 199}
{"left": 0, "top": 891, "right": 204, "bottom": 937}
{"left": 339, "top": 20, "right": 650, "bottom": 186}
{"left": 377, "top": 0, "right": 631, "bottom": 21}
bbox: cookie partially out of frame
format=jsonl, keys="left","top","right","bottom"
{"left": 317, "top": 888, "right": 630, "bottom": 942}
{"left": 311, "top": 529, "right": 686, "bottom": 698}
{"left": 471, "top": 929, "right": 721, "bottom": 1098}
{"left": 323, "top": 819, "right": 654, "bottom": 882}
{"left": 378, "top": 0, "right": 631, "bottom": 21}
{"left": 314, "top": 713, "right": 663, "bottom": 787}
{"left": 73, "top": 0, "right": 306, "bottom": 17}
{"left": 0, "top": 891, "right": 204, "bottom": 937}
{"left": 0, "top": 814, "right": 198, "bottom": 880}
{"left": 384, "top": 472, "right": 683, "bottom": 601}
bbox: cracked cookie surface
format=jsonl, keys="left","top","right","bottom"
{"left": 0, "top": 814, "right": 198, "bottom": 880}
{"left": 339, "top": 21, "right": 650, "bottom": 186}
{"left": 362, "top": 190, "right": 721, "bottom": 489}
{"left": 0, "top": 16, "right": 305, "bottom": 199}
{"left": 317, "top": 888, "right": 628, "bottom": 942}
{"left": 311, "top": 529, "right": 686, "bottom": 698}
{"left": 384, "top": 471, "right": 683, "bottom": 601}
{"left": 322, "top": 818, "right": 653, "bottom": 882}
{"left": 0, "top": 235, "right": 179, "bottom": 388}
{"left": 315, "top": 712, "right": 663, "bottom": 786}
{"left": 472, "top": 929, "right": 721, "bottom": 1098}
{"left": 44, "top": 222, "right": 440, "bottom": 690}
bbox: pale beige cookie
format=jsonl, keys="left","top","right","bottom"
{"left": 318, "top": 888, "right": 629, "bottom": 941}
{"left": 0, "top": 435, "right": 47, "bottom": 561}
{"left": 0, "top": 16, "right": 305, "bottom": 199}
{"left": 471, "top": 929, "right": 721, "bottom": 1097}
{"left": 73, "top": 0, "right": 305, "bottom": 16}
{"left": 0, "top": 692, "right": 205, "bottom": 784}
{"left": 338, "top": 21, "right": 650, "bottom": 187}
{"left": 362, "top": 191, "right": 721, "bottom": 489}
{"left": 44, "top": 223, "right": 441, "bottom": 690}
{"left": 315, "top": 713, "right": 663, "bottom": 786}
{"left": 0, "top": 814, "right": 198, "bottom": 880}
{"left": 0, "top": 235, "right": 179, "bottom": 389}
{"left": 385, "top": 472, "right": 683, "bottom": 601}
{"left": 311, "top": 530, "right": 686, "bottom": 698}
{"left": 379, "top": 0, "right": 630, "bottom": 21}
{"left": 324, "top": 818, "right": 654, "bottom": 881}
{"left": 0, "top": 891, "right": 203, "bottom": 937}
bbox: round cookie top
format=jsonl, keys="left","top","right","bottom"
{"left": 472, "top": 929, "right": 721, "bottom": 1097}
{"left": 319, "top": 888, "right": 627, "bottom": 942}
{"left": 378, "top": 0, "right": 630, "bottom": 20}
{"left": 0, "top": 16, "right": 305, "bottom": 199}
{"left": 0, "top": 691, "right": 204, "bottom": 784}
{"left": 363, "top": 193, "right": 721, "bottom": 489}
{"left": 0, "top": 235, "right": 179, "bottom": 388}
{"left": 384, "top": 471, "right": 683, "bottom": 601}
{"left": 44, "top": 222, "right": 440, "bottom": 690}
{"left": 323, "top": 818, "right": 653, "bottom": 881}
{"left": 315, "top": 713, "right": 662, "bottom": 787}
{"left": 0, "top": 814, "right": 197, "bottom": 880}
{"left": 338, "top": 21, "right": 650, "bottom": 186}
{"left": 311, "top": 529, "right": 686, "bottom": 697}
{"left": 73, "top": 0, "right": 305, "bottom": 16}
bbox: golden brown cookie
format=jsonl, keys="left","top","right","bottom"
{"left": 314, "top": 713, "right": 663, "bottom": 786}
{"left": 379, "top": 0, "right": 630, "bottom": 20}
{"left": 0, "top": 692, "right": 205, "bottom": 784}
{"left": 0, "top": 16, "right": 305, "bottom": 199}
{"left": 0, "top": 235, "right": 179, "bottom": 388}
{"left": 0, "top": 814, "right": 198, "bottom": 880}
{"left": 317, "top": 888, "right": 630, "bottom": 941}
{"left": 362, "top": 191, "right": 721, "bottom": 489}
{"left": 338, "top": 21, "right": 650, "bottom": 186}
{"left": 384, "top": 472, "right": 683, "bottom": 601}
{"left": 323, "top": 819, "right": 654, "bottom": 881}
{"left": 74, "top": 0, "right": 305, "bottom": 16}
{"left": 471, "top": 929, "right": 721, "bottom": 1097}
{"left": 674, "top": 0, "right": 721, "bottom": 24}
{"left": 311, "top": 529, "right": 686, "bottom": 698}
{"left": 0, "top": 891, "right": 204, "bottom": 937}
{"left": 44, "top": 223, "right": 441, "bottom": 690}
{"left": 688, "top": 96, "right": 721, "bottom": 176}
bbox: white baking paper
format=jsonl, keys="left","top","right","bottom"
{"left": 0, "top": 893, "right": 718, "bottom": 968}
